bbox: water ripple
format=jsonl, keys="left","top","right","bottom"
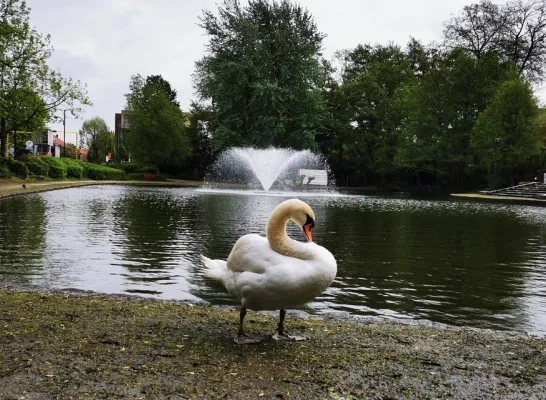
{"left": 0, "top": 186, "right": 545, "bottom": 336}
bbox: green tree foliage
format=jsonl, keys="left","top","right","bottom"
{"left": 184, "top": 0, "right": 546, "bottom": 190}
{"left": 394, "top": 50, "right": 519, "bottom": 188}
{"left": 79, "top": 117, "right": 113, "bottom": 163}
{"left": 0, "top": 0, "right": 90, "bottom": 157}
{"left": 193, "top": 0, "right": 328, "bottom": 150}
{"left": 185, "top": 102, "right": 213, "bottom": 179}
{"left": 124, "top": 74, "right": 190, "bottom": 169}
{"left": 471, "top": 79, "right": 541, "bottom": 185}
{"left": 319, "top": 40, "right": 435, "bottom": 185}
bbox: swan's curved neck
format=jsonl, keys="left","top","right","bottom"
{"left": 266, "top": 206, "right": 310, "bottom": 259}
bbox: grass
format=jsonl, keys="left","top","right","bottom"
{"left": 1, "top": 285, "right": 545, "bottom": 399}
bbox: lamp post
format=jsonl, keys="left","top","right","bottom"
{"left": 62, "top": 110, "right": 66, "bottom": 157}
{"left": 492, "top": 137, "right": 501, "bottom": 190}
{"left": 541, "top": 146, "right": 546, "bottom": 169}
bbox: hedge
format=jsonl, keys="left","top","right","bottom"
{"left": 110, "top": 163, "right": 158, "bottom": 174}
{"left": 0, "top": 157, "right": 29, "bottom": 179}
{"left": 0, "top": 165, "right": 9, "bottom": 178}
{"left": 127, "top": 172, "right": 168, "bottom": 181}
{"left": 39, "top": 156, "right": 67, "bottom": 179}
{"left": 86, "top": 164, "right": 126, "bottom": 180}
{"left": 0, "top": 156, "right": 128, "bottom": 181}
{"left": 23, "top": 155, "right": 50, "bottom": 177}
{"left": 0, "top": 158, "right": 10, "bottom": 178}
{"left": 7, "top": 159, "right": 29, "bottom": 179}
{"left": 59, "top": 158, "right": 84, "bottom": 179}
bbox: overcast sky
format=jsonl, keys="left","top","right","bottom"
{"left": 26, "top": 0, "right": 536, "bottom": 144}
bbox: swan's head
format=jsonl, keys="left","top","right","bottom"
{"left": 284, "top": 199, "right": 315, "bottom": 242}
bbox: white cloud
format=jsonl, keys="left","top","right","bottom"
{"left": 26, "top": 0, "right": 541, "bottom": 143}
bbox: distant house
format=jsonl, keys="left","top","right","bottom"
{"left": 35, "top": 130, "right": 61, "bottom": 157}
{"left": 53, "top": 134, "right": 89, "bottom": 161}
{"left": 53, "top": 135, "right": 64, "bottom": 148}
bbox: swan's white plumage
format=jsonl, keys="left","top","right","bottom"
{"left": 202, "top": 199, "right": 337, "bottom": 312}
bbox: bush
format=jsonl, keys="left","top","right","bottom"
{"left": 7, "top": 158, "right": 29, "bottom": 179}
{"left": 109, "top": 163, "right": 158, "bottom": 174}
{"left": 108, "top": 163, "right": 142, "bottom": 174}
{"left": 21, "top": 155, "right": 50, "bottom": 177}
{"left": 59, "top": 158, "right": 84, "bottom": 179}
{"left": 135, "top": 166, "right": 159, "bottom": 174}
{"left": 39, "top": 156, "right": 67, "bottom": 179}
{"left": 0, "top": 165, "right": 10, "bottom": 178}
{"left": 127, "top": 172, "right": 168, "bottom": 181}
{"left": 86, "top": 163, "right": 126, "bottom": 180}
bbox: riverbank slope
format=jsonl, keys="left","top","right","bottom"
{"left": 1, "top": 285, "right": 544, "bottom": 399}
{"left": 0, "top": 179, "right": 203, "bottom": 199}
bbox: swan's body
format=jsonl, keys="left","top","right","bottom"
{"left": 201, "top": 198, "right": 337, "bottom": 343}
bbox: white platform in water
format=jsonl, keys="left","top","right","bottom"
{"left": 298, "top": 169, "right": 328, "bottom": 186}
{"left": 194, "top": 187, "right": 352, "bottom": 198}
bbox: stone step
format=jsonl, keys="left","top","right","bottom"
{"left": 485, "top": 183, "right": 546, "bottom": 198}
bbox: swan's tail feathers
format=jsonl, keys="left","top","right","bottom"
{"left": 201, "top": 255, "right": 228, "bottom": 283}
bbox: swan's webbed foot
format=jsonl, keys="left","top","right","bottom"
{"left": 233, "top": 307, "right": 264, "bottom": 344}
{"left": 273, "top": 309, "right": 308, "bottom": 341}
{"left": 233, "top": 332, "right": 264, "bottom": 345}
{"left": 272, "top": 331, "right": 308, "bottom": 341}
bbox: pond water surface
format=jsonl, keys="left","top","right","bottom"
{"left": 1, "top": 185, "right": 545, "bottom": 336}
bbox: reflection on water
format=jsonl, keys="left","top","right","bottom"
{"left": 0, "top": 185, "right": 545, "bottom": 336}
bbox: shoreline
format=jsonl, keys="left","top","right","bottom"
{"left": 1, "top": 284, "right": 545, "bottom": 399}
{"left": 0, "top": 179, "right": 389, "bottom": 200}
{"left": 0, "top": 179, "right": 204, "bottom": 199}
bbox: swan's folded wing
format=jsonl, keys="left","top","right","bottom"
{"left": 226, "top": 234, "right": 272, "bottom": 274}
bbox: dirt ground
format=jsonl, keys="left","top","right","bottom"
{"left": 0, "top": 284, "right": 545, "bottom": 400}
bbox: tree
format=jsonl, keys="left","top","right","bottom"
{"left": 79, "top": 117, "right": 112, "bottom": 163}
{"left": 7, "top": 87, "right": 47, "bottom": 157}
{"left": 320, "top": 42, "right": 419, "bottom": 185}
{"left": 444, "top": 0, "right": 546, "bottom": 82}
{"left": 63, "top": 142, "right": 78, "bottom": 159}
{"left": 0, "top": 0, "right": 90, "bottom": 157}
{"left": 124, "top": 74, "right": 190, "bottom": 169}
{"left": 185, "top": 101, "right": 213, "bottom": 179}
{"left": 193, "top": 0, "right": 328, "bottom": 150}
{"left": 394, "top": 49, "right": 518, "bottom": 188}
{"left": 145, "top": 75, "right": 179, "bottom": 107}
{"left": 471, "top": 78, "right": 541, "bottom": 185}
{"left": 88, "top": 131, "right": 114, "bottom": 163}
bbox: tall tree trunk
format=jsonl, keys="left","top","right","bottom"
{"left": 0, "top": 117, "right": 6, "bottom": 157}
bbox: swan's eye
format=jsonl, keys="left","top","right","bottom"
{"left": 304, "top": 214, "right": 314, "bottom": 229}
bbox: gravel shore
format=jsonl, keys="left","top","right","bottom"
{"left": 1, "top": 285, "right": 545, "bottom": 399}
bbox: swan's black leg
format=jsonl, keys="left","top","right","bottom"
{"left": 276, "top": 309, "right": 286, "bottom": 335}
{"left": 233, "top": 306, "right": 264, "bottom": 345}
{"left": 272, "top": 309, "right": 308, "bottom": 341}
{"left": 237, "top": 306, "right": 247, "bottom": 335}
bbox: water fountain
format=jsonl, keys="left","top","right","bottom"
{"left": 203, "top": 147, "right": 336, "bottom": 193}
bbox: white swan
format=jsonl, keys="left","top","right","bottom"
{"left": 201, "top": 198, "right": 337, "bottom": 344}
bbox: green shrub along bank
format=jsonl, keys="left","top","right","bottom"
{"left": 39, "top": 156, "right": 67, "bottom": 179}
{"left": 108, "top": 162, "right": 158, "bottom": 174}
{"left": 0, "top": 156, "right": 127, "bottom": 181}
{"left": 86, "top": 163, "right": 126, "bottom": 180}
{"left": 126, "top": 172, "right": 168, "bottom": 181}
{"left": 60, "top": 158, "right": 85, "bottom": 179}
{"left": 0, "top": 157, "right": 29, "bottom": 179}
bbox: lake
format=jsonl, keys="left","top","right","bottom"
{"left": 1, "top": 185, "right": 545, "bottom": 336}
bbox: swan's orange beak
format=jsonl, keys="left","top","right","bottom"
{"left": 303, "top": 224, "right": 313, "bottom": 242}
